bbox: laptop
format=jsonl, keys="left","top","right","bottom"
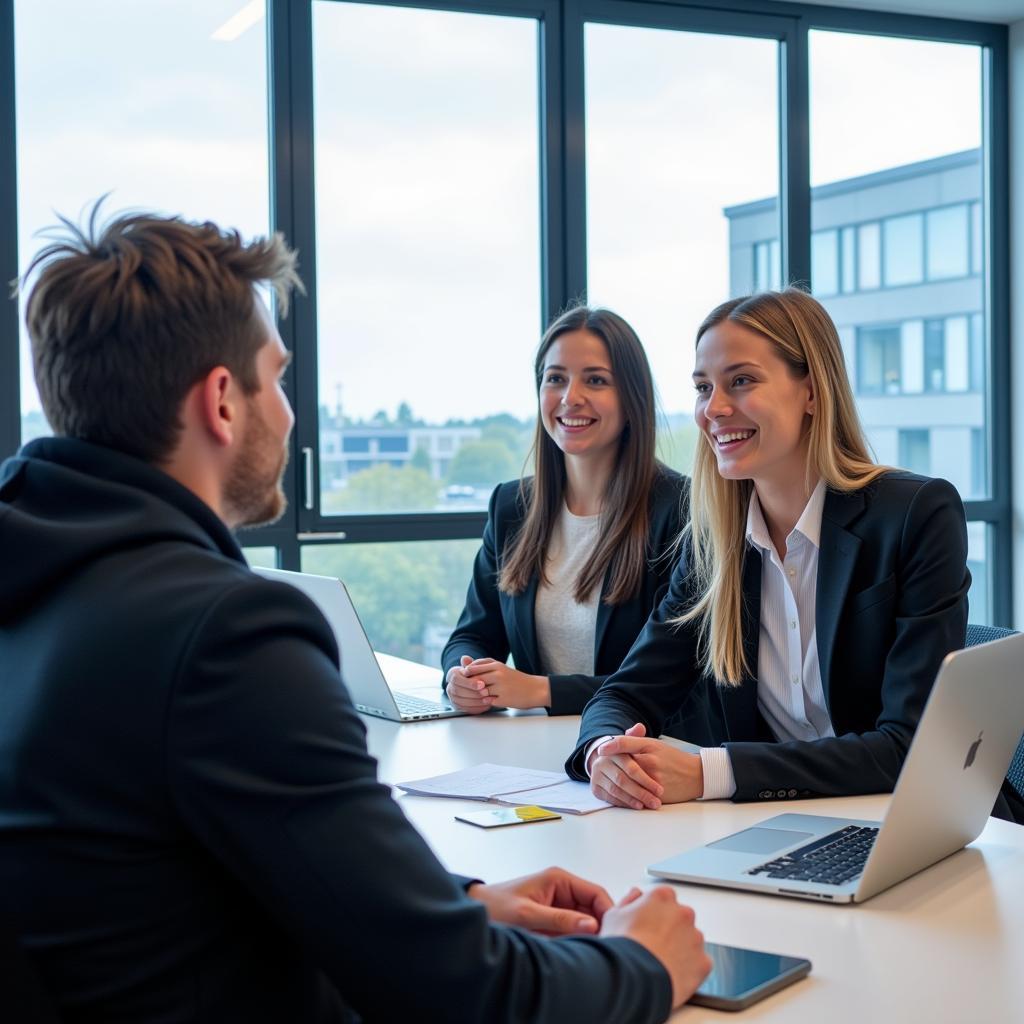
{"left": 649, "top": 632, "right": 1024, "bottom": 903}
{"left": 255, "top": 567, "right": 466, "bottom": 722}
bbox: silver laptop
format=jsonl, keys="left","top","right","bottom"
{"left": 255, "top": 567, "right": 466, "bottom": 722}
{"left": 649, "top": 633, "right": 1024, "bottom": 903}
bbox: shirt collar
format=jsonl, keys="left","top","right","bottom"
{"left": 746, "top": 478, "right": 827, "bottom": 553}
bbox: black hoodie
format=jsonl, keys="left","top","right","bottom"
{"left": 0, "top": 438, "right": 670, "bottom": 1024}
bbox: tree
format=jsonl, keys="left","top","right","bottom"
{"left": 396, "top": 401, "right": 415, "bottom": 425}
{"left": 410, "top": 443, "right": 432, "bottom": 474}
{"left": 322, "top": 464, "right": 438, "bottom": 514}
{"left": 447, "top": 440, "right": 518, "bottom": 488}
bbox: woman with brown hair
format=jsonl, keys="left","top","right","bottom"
{"left": 566, "top": 288, "right": 971, "bottom": 809}
{"left": 442, "top": 306, "right": 688, "bottom": 715}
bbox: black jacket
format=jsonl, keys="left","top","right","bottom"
{"left": 442, "top": 470, "right": 689, "bottom": 714}
{"left": 567, "top": 473, "right": 990, "bottom": 806}
{"left": 0, "top": 438, "right": 670, "bottom": 1024}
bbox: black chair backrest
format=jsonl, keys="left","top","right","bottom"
{"left": 0, "top": 924, "right": 62, "bottom": 1024}
{"left": 965, "top": 623, "right": 1024, "bottom": 802}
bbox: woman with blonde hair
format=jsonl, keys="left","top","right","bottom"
{"left": 442, "top": 305, "right": 688, "bottom": 715}
{"left": 566, "top": 288, "right": 972, "bottom": 809}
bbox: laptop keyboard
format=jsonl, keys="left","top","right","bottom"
{"left": 393, "top": 692, "right": 450, "bottom": 717}
{"left": 746, "top": 825, "right": 879, "bottom": 886}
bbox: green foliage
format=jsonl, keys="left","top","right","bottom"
{"left": 302, "top": 539, "right": 480, "bottom": 663}
{"left": 322, "top": 464, "right": 438, "bottom": 514}
{"left": 446, "top": 439, "right": 519, "bottom": 487}
{"left": 410, "top": 443, "right": 432, "bottom": 473}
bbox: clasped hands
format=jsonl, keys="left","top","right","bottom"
{"left": 588, "top": 723, "right": 704, "bottom": 809}
{"left": 445, "top": 655, "right": 551, "bottom": 712}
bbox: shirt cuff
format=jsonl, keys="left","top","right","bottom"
{"left": 699, "top": 747, "right": 737, "bottom": 800}
{"left": 584, "top": 736, "right": 616, "bottom": 777}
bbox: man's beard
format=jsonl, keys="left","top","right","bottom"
{"left": 224, "top": 399, "right": 289, "bottom": 529}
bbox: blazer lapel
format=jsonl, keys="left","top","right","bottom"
{"left": 816, "top": 489, "right": 865, "bottom": 705}
{"left": 517, "top": 576, "right": 541, "bottom": 672}
{"left": 592, "top": 571, "right": 615, "bottom": 667}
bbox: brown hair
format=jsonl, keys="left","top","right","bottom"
{"left": 675, "top": 288, "right": 889, "bottom": 685}
{"left": 499, "top": 306, "right": 662, "bottom": 605}
{"left": 21, "top": 204, "right": 302, "bottom": 462}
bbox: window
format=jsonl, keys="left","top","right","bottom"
{"left": 811, "top": 230, "right": 839, "bottom": 296}
{"left": 858, "top": 223, "right": 881, "bottom": 290}
{"left": 898, "top": 429, "right": 931, "bottom": 475}
{"left": 586, "top": 21, "right": 778, "bottom": 466}
{"left": 14, "top": 0, "right": 270, "bottom": 445}
{"left": 840, "top": 227, "right": 856, "bottom": 294}
{"left": 858, "top": 326, "right": 902, "bottom": 395}
{"left": 883, "top": 214, "right": 924, "bottom": 287}
{"left": 754, "top": 239, "right": 781, "bottom": 292}
{"left": 312, "top": 2, "right": 541, "bottom": 516}
{"left": 926, "top": 205, "right": 969, "bottom": 280}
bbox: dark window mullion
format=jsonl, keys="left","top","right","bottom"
{"left": 0, "top": 0, "right": 20, "bottom": 459}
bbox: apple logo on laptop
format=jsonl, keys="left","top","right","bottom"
{"left": 963, "top": 731, "right": 984, "bottom": 770}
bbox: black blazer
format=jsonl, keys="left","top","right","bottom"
{"left": 566, "top": 473, "right": 974, "bottom": 803}
{"left": 0, "top": 439, "right": 671, "bottom": 1024}
{"left": 442, "top": 468, "right": 689, "bottom": 714}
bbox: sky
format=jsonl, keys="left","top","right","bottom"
{"left": 14, "top": 0, "right": 982, "bottom": 426}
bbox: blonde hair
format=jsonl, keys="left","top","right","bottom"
{"left": 676, "top": 288, "right": 889, "bottom": 686}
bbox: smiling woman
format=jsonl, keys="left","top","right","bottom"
{"left": 441, "top": 306, "right": 689, "bottom": 717}
{"left": 567, "top": 288, "right": 973, "bottom": 816}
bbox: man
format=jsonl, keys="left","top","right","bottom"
{"left": 0, "top": 210, "right": 711, "bottom": 1022}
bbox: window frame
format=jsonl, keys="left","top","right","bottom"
{"left": 0, "top": 0, "right": 1011, "bottom": 623}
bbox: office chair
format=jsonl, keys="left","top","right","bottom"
{"left": 965, "top": 623, "right": 1024, "bottom": 808}
{"left": 0, "top": 923, "right": 62, "bottom": 1023}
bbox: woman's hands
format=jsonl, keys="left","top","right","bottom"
{"left": 588, "top": 724, "right": 704, "bottom": 808}
{"left": 446, "top": 655, "right": 552, "bottom": 712}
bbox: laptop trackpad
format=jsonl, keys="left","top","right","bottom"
{"left": 708, "top": 827, "right": 814, "bottom": 854}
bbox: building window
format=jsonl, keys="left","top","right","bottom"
{"left": 754, "top": 239, "right": 781, "bottom": 292}
{"left": 858, "top": 222, "right": 881, "bottom": 290}
{"left": 970, "top": 201, "right": 983, "bottom": 276}
{"left": 924, "top": 320, "right": 945, "bottom": 392}
{"left": 840, "top": 226, "right": 856, "bottom": 294}
{"left": 898, "top": 429, "right": 931, "bottom": 475}
{"left": 883, "top": 213, "right": 924, "bottom": 286}
{"left": 925, "top": 204, "right": 969, "bottom": 280}
{"left": 811, "top": 229, "right": 839, "bottom": 296}
{"left": 857, "top": 325, "right": 902, "bottom": 395}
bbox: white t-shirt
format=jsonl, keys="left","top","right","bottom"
{"left": 534, "top": 505, "right": 603, "bottom": 677}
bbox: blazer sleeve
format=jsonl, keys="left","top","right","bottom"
{"left": 726, "top": 476, "right": 970, "bottom": 801}
{"left": 441, "top": 484, "right": 513, "bottom": 683}
{"left": 565, "top": 547, "right": 704, "bottom": 780}
{"left": 166, "top": 579, "right": 672, "bottom": 1024}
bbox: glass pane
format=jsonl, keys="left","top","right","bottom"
{"left": 242, "top": 546, "right": 279, "bottom": 569}
{"left": 313, "top": 3, "right": 540, "bottom": 515}
{"left": 811, "top": 229, "right": 839, "bottom": 296}
{"left": 14, "top": 0, "right": 270, "bottom": 445}
{"left": 585, "top": 25, "right": 778, "bottom": 472}
{"left": 809, "top": 31, "right": 986, "bottom": 503}
{"left": 926, "top": 205, "right": 969, "bottom": 280}
{"left": 302, "top": 540, "right": 479, "bottom": 665}
{"left": 966, "top": 522, "right": 990, "bottom": 626}
{"left": 883, "top": 214, "right": 924, "bottom": 287}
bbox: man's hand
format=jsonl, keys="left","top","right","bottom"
{"left": 589, "top": 724, "right": 703, "bottom": 808}
{"left": 601, "top": 886, "right": 712, "bottom": 1008}
{"left": 467, "top": 866, "right": 613, "bottom": 935}
{"left": 446, "top": 656, "right": 551, "bottom": 712}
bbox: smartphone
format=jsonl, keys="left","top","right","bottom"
{"left": 688, "top": 942, "right": 811, "bottom": 1011}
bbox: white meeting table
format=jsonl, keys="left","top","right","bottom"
{"left": 363, "top": 702, "right": 1024, "bottom": 1023}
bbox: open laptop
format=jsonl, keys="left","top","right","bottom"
{"left": 649, "top": 632, "right": 1024, "bottom": 903}
{"left": 255, "top": 567, "right": 466, "bottom": 722}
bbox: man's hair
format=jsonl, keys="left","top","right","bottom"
{"left": 20, "top": 205, "right": 303, "bottom": 462}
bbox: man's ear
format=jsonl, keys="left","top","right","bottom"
{"left": 198, "top": 366, "right": 238, "bottom": 447}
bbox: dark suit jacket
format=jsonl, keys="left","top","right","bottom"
{"left": 566, "top": 473, "right": 975, "bottom": 805}
{"left": 0, "top": 438, "right": 671, "bottom": 1024}
{"left": 442, "top": 469, "right": 689, "bottom": 714}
